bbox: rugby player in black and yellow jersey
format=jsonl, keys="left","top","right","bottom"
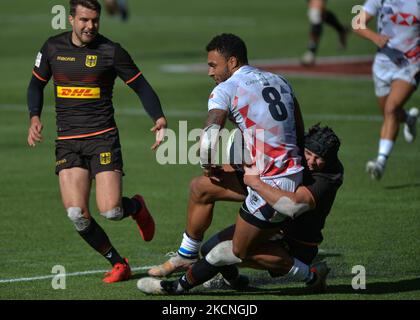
{"left": 26, "top": 0, "right": 166, "bottom": 283}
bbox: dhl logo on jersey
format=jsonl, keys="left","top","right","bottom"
{"left": 57, "top": 86, "right": 100, "bottom": 99}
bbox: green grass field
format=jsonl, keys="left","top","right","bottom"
{"left": 0, "top": 0, "right": 419, "bottom": 301}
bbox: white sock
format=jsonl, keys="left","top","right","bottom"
{"left": 377, "top": 139, "right": 393, "bottom": 165}
{"left": 177, "top": 232, "right": 201, "bottom": 258}
{"left": 286, "top": 258, "right": 312, "bottom": 282}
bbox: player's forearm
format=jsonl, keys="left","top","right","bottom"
{"left": 27, "top": 75, "right": 47, "bottom": 118}
{"left": 352, "top": 12, "right": 379, "bottom": 46}
{"left": 200, "top": 109, "right": 227, "bottom": 167}
{"left": 249, "top": 178, "right": 297, "bottom": 207}
{"left": 128, "top": 75, "right": 165, "bottom": 121}
{"left": 354, "top": 27, "right": 378, "bottom": 44}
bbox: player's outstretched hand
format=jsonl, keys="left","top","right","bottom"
{"left": 27, "top": 116, "right": 43, "bottom": 147}
{"left": 150, "top": 116, "right": 167, "bottom": 150}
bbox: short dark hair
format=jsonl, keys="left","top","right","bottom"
{"left": 206, "top": 33, "right": 248, "bottom": 65}
{"left": 69, "top": 0, "right": 101, "bottom": 16}
{"left": 304, "top": 124, "right": 341, "bottom": 161}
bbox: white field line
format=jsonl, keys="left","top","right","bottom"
{"left": 0, "top": 104, "right": 383, "bottom": 122}
{"left": 161, "top": 55, "right": 374, "bottom": 72}
{"left": 0, "top": 265, "right": 154, "bottom": 284}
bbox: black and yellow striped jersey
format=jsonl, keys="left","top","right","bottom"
{"left": 32, "top": 31, "right": 141, "bottom": 138}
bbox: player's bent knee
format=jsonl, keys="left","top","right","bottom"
{"left": 384, "top": 105, "right": 402, "bottom": 119}
{"left": 205, "top": 240, "right": 242, "bottom": 267}
{"left": 67, "top": 207, "right": 90, "bottom": 232}
{"left": 100, "top": 207, "right": 123, "bottom": 221}
{"left": 190, "top": 177, "right": 210, "bottom": 200}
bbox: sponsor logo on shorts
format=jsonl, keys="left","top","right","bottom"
{"left": 56, "top": 159, "right": 67, "bottom": 166}
{"left": 85, "top": 55, "right": 97, "bottom": 68}
{"left": 57, "top": 56, "right": 76, "bottom": 62}
{"left": 100, "top": 152, "right": 112, "bottom": 165}
{"left": 57, "top": 86, "right": 100, "bottom": 99}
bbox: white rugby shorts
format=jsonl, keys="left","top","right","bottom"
{"left": 240, "top": 171, "right": 303, "bottom": 228}
{"left": 372, "top": 53, "right": 420, "bottom": 97}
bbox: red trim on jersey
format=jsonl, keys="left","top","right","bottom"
{"left": 32, "top": 70, "right": 48, "bottom": 82}
{"left": 125, "top": 71, "right": 142, "bottom": 84}
{"left": 238, "top": 104, "right": 249, "bottom": 119}
{"left": 57, "top": 127, "right": 116, "bottom": 140}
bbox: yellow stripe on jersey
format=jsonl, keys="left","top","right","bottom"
{"left": 57, "top": 86, "right": 100, "bottom": 99}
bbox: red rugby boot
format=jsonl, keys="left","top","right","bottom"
{"left": 131, "top": 194, "right": 155, "bottom": 241}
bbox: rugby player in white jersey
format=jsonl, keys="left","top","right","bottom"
{"left": 138, "top": 124, "right": 343, "bottom": 295}
{"left": 354, "top": 0, "right": 419, "bottom": 180}
{"left": 147, "top": 33, "right": 306, "bottom": 281}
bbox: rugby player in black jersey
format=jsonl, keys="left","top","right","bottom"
{"left": 137, "top": 124, "right": 343, "bottom": 294}
{"left": 27, "top": 0, "right": 166, "bottom": 283}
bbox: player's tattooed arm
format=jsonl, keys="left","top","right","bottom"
{"left": 204, "top": 109, "right": 228, "bottom": 128}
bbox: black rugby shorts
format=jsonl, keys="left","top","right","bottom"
{"left": 55, "top": 129, "right": 124, "bottom": 178}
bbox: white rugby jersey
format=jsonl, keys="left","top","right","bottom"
{"left": 364, "top": 0, "right": 420, "bottom": 62}
{"left": 208, "top": 65, "right": 303, "bottom": 178}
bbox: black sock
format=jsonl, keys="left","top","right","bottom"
{"left": 309, "top": 23, "right": 323, "bottom": 53}
{"left": 179, "top": 259, "right": 220, "bottom": 290}
{"left": 221, "top": 265, "right": 249, "bottom": 290}
{"left": 220, "top": 265, "right": 239, "bottom": 282}
{"left": 103, "top": 247, "right": 126, "bottom": 266}
{"left": 78, "top": 218, "right": 125, "bottom": 266}
{"left": 121, "top": 196, "right": 141, "bottom": 218}
{"left": 324, "top": 10, "right": 345, "bottom": 33}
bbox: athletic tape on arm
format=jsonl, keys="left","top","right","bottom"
{"left": 200, "top": 123, "right": 221, "bottom": 167}
{"left": 272, "top": 196, "right": 310, "bottom": 219}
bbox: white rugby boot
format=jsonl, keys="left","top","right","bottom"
{"left": 301, "top": 50, "right": 315, "bottom": 66}
{"left": 148, "top": 252, "right": 197, "bottom": 277}
{"left": 404, "top": 107, "right": 419, "bottom": 143}
{"left": 203, "top": 273, "right": 249, "bottom": 290}
{"left": 137, "top": 277, "right": 166, "bottom": 294}
{"left": 366, "top": 159, "right": 386, "bottom": 180}
{"left": 137, "top": 278, "right": 185, "bottom": 295}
